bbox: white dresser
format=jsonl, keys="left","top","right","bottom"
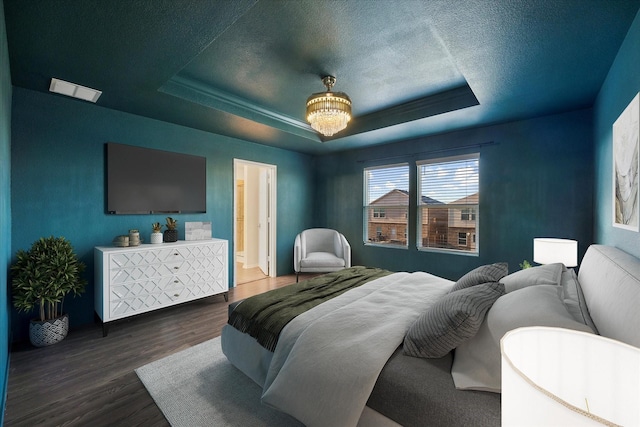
{"left": 94, "top": 239, "right": 228, "bottom": 336}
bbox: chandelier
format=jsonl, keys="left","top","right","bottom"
{"left": 306, "top": 76, "right": 352, "bottom": 137}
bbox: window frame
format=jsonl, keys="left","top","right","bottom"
{"left": 416, "top": 153, "right": 480, "bottom": 256}
{"left": 373, "top": 208, "right": 386, "bottom": 218}
{"left": 363, "top": 163, "right": 410, "bottom": 249}
{"left": 458, "top": 232, "right": 467, "bottom": 246}
{"left": 461, "top": 208, "right": 477, "bottom": 221}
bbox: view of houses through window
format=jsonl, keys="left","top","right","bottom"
{"left": 364, "top": 154, "right": 479, "bottom": 254}
{"left": 364, "top": 164, "right": 409, "bottom": 248}
{"left": 418, "top": 154, "right": 479, "bottom": 253}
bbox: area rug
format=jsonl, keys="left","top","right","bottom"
{"left": 135, "top": 337, "right": 302, "bottom": 427}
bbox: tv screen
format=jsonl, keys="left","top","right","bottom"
{"left": 106, "top": 143, "right": 206, "bottom": 214}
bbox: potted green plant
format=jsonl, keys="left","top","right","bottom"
{"left": 11, "top": 236, "right": 87, "bottom": 347}
{"left": 519, "top": 260, "right": 532, "bottom": 269}
{"left": 163, "top": 217, "right": 178, "bottom": 242}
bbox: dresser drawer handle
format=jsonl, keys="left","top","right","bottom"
{"left": 174, "top": 280, "right": 179, "bottom": 283}
{"left": 174, "top": 266, "right": 179, "bottom": 270}
{"left": 174, "top": 253, "right": 179, "bottom": 256}
{"left": 174, "top": 293, "right": 179, "bottom": 297}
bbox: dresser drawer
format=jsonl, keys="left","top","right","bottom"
{"left": 109, "top": 248, "right": 186, "bottom": 268}
{"left": 109, "top": 253, "right": 224, "bottom": 284}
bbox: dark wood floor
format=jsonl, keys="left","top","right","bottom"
{"left": 4, "top": 274, "right": 299, "bottom": 426}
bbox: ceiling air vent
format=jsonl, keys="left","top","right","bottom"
{"left": 49, "top": 78, "right": 102, "bottom": 103}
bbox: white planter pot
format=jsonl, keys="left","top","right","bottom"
{"left": 150, "top": 232, "right": 163, "bottom": 244}
{"left": 29, "top": 313, "right": 69, "bottom": 347}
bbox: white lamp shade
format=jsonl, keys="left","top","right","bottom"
{"left": 533, "top": 238, "right": 578, "bottom": 267}
{"left": 501, "top": 327, "right": 640, "bottom": 427}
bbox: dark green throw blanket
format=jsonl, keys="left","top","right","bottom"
{"left": 228, "top": 266, "right": 392, "bottom": 352}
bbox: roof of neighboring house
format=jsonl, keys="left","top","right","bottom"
{"left": 449, "top": 193, "right": 479, "bottom": 204}
{"left": 370, "top": 189, "right": 444, "bottom": 205}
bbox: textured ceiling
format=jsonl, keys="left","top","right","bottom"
{"left": 4, "top": 0, "right": 640, "bottom": 155}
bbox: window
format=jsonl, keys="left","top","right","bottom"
{"left": 364, "top": 163, "right": 409, "bottom": 247}
{"left": 417, "top": 154, "right": 479, "bottom": 254}
{"left": 461, "top": 208, "right": 476, "bottom": 221}
{"left": 458, "top": 232, "right": 467, "bottom": 245}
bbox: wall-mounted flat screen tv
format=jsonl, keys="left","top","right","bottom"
{"left": 106, "top": 143, "right": 206, "bottom": 214}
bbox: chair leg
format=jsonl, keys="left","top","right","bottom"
{"left": 296, "top": 272, "right": 299, "bottom": 283}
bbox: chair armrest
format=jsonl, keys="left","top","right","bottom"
{"left": 340, "top": 233, "right": 351, "bottom": 268}
{"left": 294, "top": 233, "right": 302, "bottom": 272}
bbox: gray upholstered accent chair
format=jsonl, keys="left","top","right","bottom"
{"left": 294, "top": 228, "right": 351, "bottom": 282}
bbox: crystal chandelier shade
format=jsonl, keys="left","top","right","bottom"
{"left": 306, "top": 76, "right": 352, "bottom": 137}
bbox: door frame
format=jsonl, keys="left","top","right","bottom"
{"left": 233, "top": 159, "right": 277, "bottom": 285}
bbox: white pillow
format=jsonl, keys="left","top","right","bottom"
{"left": 500, "top": 263, "right": 563, "bottom": 293}
{"left": 451, "top": 285, "right": 594, "bottom": 393}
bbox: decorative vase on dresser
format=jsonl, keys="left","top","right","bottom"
{"left": 163, "top": 229, "right": 178, "bottom": 243}
{"left": 150, "top": 222, "right": 163, "bottom": 244}
{"left": 94, "top": 239, "right": 228, "bottom": 336}
{"left": 163, "top": 217, "right": 178, "bottom": 242}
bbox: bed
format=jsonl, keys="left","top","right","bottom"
{"left": 221, "top": 245, "right": 640, "bottom": 426}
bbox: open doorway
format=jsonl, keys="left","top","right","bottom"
{"left": 234, "top": 159, "right": 277, "bottom": 285}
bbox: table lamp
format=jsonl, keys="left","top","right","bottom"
{"left": 501, "top": 327, "right": 640, "bottom": 426}
{"left": 533, "top": 238, "right": 578, "bottom": 267}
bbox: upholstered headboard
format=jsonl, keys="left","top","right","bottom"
{"left": 578, "top": 245, "right": 640, "bottom": 348}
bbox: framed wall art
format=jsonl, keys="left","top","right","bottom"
{"left": 613, "top": 92, "right": 640, "bottom": 231}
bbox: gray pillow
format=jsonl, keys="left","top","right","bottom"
{"left": 561, "top": 267, "right": 598, "bottom": 333}
{"left": 450, "top": 263, "right": 508, "bottom": 293}
{"left": 404, "top": 282, "right": 505, "bottom": 359}
{"left": 451, "top": 285, "right": 595, "bottom": 393}
{"left": 501, "top": 263, "right": 563, "bottom": 293}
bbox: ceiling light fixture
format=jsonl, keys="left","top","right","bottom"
{"left": 306, "top": 76, "right": 352, "bottom": 137}
{"left": 49, "top": 78, "right": 102, "bottom": 103}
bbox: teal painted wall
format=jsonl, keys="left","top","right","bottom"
{"left": 594, "top": 8, "right": 640, "bottom": 257}
{"left": 1, "top": 0, "right": 12, "bottom": 421}
{"left": 316, "top": 109, "right": 594, "bottom": 280}
{"left": 10, "top": 87, "right": 315, "bottom": 342}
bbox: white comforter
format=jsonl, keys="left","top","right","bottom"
{"left": 261, "top": 271, "right": 453, "bottom": 427}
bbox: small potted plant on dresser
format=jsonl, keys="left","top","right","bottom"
{"left": 163, "top": 217, "right": 178, "bottom": 242}
{"left": 151, "top": 222, "right": 163, "bottom": 244}
{"left": 10, "top": 236, "right": 87, "bottom": 347}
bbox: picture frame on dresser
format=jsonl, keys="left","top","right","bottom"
{"left": 613, "top": 92, "right": 640, "bottom": 231}
{"left": 94, "top": 239, "right": 228, "bottom": 337}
